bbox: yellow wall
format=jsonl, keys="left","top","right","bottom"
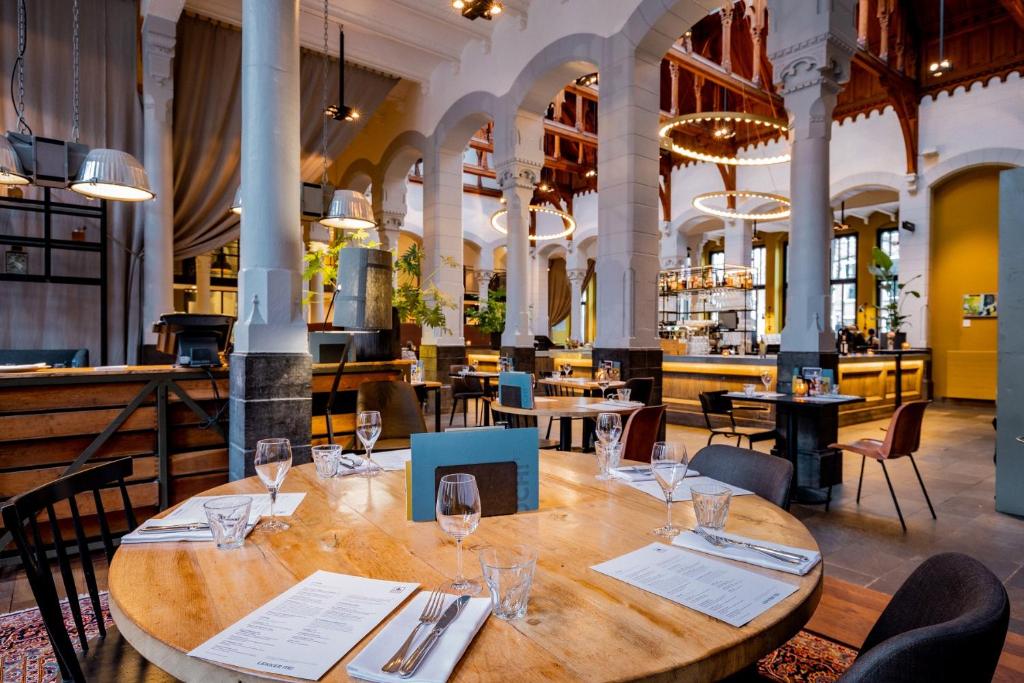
{"left": 929, "top": 166, "right": 1002, "bottom": 400}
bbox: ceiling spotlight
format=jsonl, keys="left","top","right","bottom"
{"left": 712, "top": 125, "right": 735, "bottom": 140}
{"left": 452, "top": 0, "right": 466, "bottom": 8}
{"left": 575, "top": 72, "right": 599, "bottom": 88}
{"left": 928, "top": 58, "right": 951, "bottom": 77}
{"left": 538, "top": 182, "right": 551, "bottom": 192}
{"left": 488, "top": 2, "right": 502, "bottom": 15}
{"left": 454, "top": 0, "right": 502, "bottom": 20}
{"left": 584, "top": 168, "right": 597, "bottom": 179}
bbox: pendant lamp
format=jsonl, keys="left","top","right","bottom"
{"left": 70, "top": 148, "right": 154, "bottom": 202}
{"left": 0, "top": 135, "right": 30, "bottom": 185}
{"left": 320, "top": 189, "right": 376, "bottom": 230}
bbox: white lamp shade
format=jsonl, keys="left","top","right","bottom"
{"left": 70, "top": 148, "right": 154, "bottom": 201}
{"left": 230, "top": 185, "right": 242, "bottom": 215}
{"left": 0, "top": 135, "right": 30, "bottom": 185}
{"left": 320, "top": 189, "right": 375, "bottom": 230}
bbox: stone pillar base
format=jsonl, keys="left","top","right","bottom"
{"left": 501, "top": 346, "right": 536, "bottom": 375}
{"left": 229, "top": 353, "right": 312, "bottom": 480}
{"left": 775, "top": 351, "right": 842, "bottom": 491}
{"left": 421, "top": 344, "right": 466, "bottom": 383}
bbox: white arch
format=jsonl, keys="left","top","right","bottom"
{"left": 503, "top": 33, "right": 603, "bottom": 114}
{"left": 924, "top": 147, "right": 1024, "bottom": 189}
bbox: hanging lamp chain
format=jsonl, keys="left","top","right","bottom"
{"left": 15, "top": 0, "right": 30, "bottom": 134}
{"left": 320, "top": 0, "right": 330, "bottom": 187}
{"left": 72, "top": 0, "right": 81, "bottom": 143}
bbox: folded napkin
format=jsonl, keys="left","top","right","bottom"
{"left": 347, "top": 592, "right": 491, "bottom": 683}
{"left": 338, "top": 449, "right": 411, "bottom": 476}
{"left": 120, "top": 523, "right": 256, "bottom": 544}
{"left": 122, "top": 493, "right": 306, "bottom": 543}
{"left": 622, "top": 475, "right": 753, "bottom": 502}
{"left": 672, "top": 529, "right": 821, "bottom": 576}
{"left": 591, "top": 400, "right": 644, "bottom": 410}
{"left": 609, "top": 466, "right": 700, "bottom": 483}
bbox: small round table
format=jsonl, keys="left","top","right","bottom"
{"left": 491, "top": 396, "right": 641, "bottom": 451}
{"left": 109, "top": 452, "right": 822, "bottom": 682}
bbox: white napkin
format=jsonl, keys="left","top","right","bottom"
{"left": 338, "top": 449, "right": 410, "bottom": 475}
{"left": 122, "top": 493, "right": 306, "bottom": 543}
{"left": 347, "top": 592, "right": 491, "bottom": 683}
{"left": 590, "top": 400, "right": 644, "bottom": 410}
{"left": 609, "top": 466, "right": 700, "bottom": 483}
{"left": 672, "top": 529, "right": 821, "bottom": 576}
{"left": 622, "top": 475, "right": 753, "bottom": 502}
{"left": 120, "top": 523, "right": 256, "bottom": 544}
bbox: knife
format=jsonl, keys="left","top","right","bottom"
{"left": 398, "top": 595, "right": 470, "bottom": 678}
{"left": 137, "top": 522, "right": 210, "bottom": 533}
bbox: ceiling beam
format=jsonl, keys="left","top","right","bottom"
{"left": 997, "top": 0, "right": 1024, "bottom": 31}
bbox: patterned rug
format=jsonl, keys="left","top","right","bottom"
{"left": 758, "top": 630, "right": 858, "bottom": 682}
{"left": 1, "top": 593, "right": 855, "bottom": 683}
{"left": 1, "top": 592, "right": 112, "bottom": 683}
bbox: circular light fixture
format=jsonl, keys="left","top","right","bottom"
{"left": 320, "top": 189, "right": 376, "bottom": 230}
{"left": 0, "top": 136, "right": 29, "bottom": 186}
{"left": 659, "top": 112, "right": 790, "bottom": 166}
{"left": 490, "top": 205, "right": 577, "bottom": 241}
{"left": 70, "top": 149, "right": 154, "bottom": 202}
{"left": 692, "top": 190, "right": 790, "bottom": 222}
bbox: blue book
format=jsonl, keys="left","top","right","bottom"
{"left": 408, "top": 428, "right": 539, "bottom": 522}
{"left": 498, "top": 371, "right": 534, "bottom": 409}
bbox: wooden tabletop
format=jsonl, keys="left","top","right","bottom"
{"left": 108, "top": 451, "right": 822, "bottom": 682}
{"left": 491, "top": 395, "right": 641, "bottom": 418}
{"left": 411, "top": 380, "right": 443, "bottom": 388}
{"left": 538, "top": 377, "right": 626, "bottom": 391}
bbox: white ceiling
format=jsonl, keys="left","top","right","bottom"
{"left": 184, "top": 0, "right": 531, "bottom": 84}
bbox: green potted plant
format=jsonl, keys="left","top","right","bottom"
{"left": 468, "top": 288, "right": 506, "bottom": 350}
{"left": 868, "top": 246, "right": 921, "bottom": 349}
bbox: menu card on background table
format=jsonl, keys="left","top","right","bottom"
{"left": 592, "top": 543, "right": 798, "bottom": 627}
{"left": 188, "top": 571, "right": 417, "bottom": 680}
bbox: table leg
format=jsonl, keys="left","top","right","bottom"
{"left": 788, "top": 406, "right": 835, "bottom": 506}
{"left": 582, "top": 417, "right": 596, "bottom": 452}
{"left": 559, "top": 417, "right": 573, "bottom": 451}
{"left": 483, "top": 378, "right": 492, "bottom": 426}
{"left": 894, "top": 354, "right": 903, "bottom": 408}
{"left": 433, "top": 388, "right": 441, "bottom": 433}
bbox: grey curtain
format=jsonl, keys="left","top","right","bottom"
{"left": 0, "top": 0, "right": 143, "bottom": 364}
{"left": 172, "top": 14, "right": 398, "bottom": 259}
{"left": 548, "top": 257, "right": 571, "bottom": 329}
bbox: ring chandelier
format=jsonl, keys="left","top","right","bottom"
{"left": 490, "top": 205, "right": 577, "bottom": 241}
{"left": 658, "top": 112, "right": 790, "bottom": 166}
{"left": 692, "top": 190, "right": 791, "bottom": 222}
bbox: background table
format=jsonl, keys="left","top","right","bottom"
{"left": 538, "top": 377, "right": 625, "bottom": 397}
{"left": 490, "top": 396, "right": 640, "bottom": 451}
{"left": 109, "top": 452, "right": 822, "bottom": 682}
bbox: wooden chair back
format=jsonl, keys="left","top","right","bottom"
{"left": 357, "top": 380, "right": 428, "bottom": 439}
{"left": 879, "top": 401, "right": 929, "bottom": 459}
{"left": 1, "top": 457, "right": 138, "bottom": 683}
{"left": 450, "top": 366, "right": 483, "bottom": 395}
{"left": 620, "top": 405, "right": 666, "bottom": 462}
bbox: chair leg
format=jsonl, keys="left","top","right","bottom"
{"left": 707, "top": 432, "right": 715, "bottom": 446}
{"left": 448, "top": 398, "right": 458, "bottom": 427}
{"left": 856, "top": 455, "right": 866, "bottom": 503}
{"left": 908, "top": 454, "right": 937, "bottom": 520}
{"left": 546, "top": 417, "right": 554, "bottom": 440}
{"left": 825, "top": 486, "right": 833, "bottom": 512}
{"left": 878, "top": 460, "right": 907, "bottom": 532}
{"left": 463, "top": 399, "right": 468, "bottom": 427}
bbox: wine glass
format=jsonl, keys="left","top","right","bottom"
{"left": 595, "top": 412, "right": 622, "bottom": 446}
{"left": 254, "top": 438, "right": 292, "bottom": 532}
{"left": 650, "top": 441, "right": 689, "bottom": 538}
{"left": 356, "top": 411, "right": 383, "bottom": 478}
{"left": 760, "top": 370, "right": 772, "bottom": 393}
{"left": 436, "top": 473, "right": 482, "bottom": 595}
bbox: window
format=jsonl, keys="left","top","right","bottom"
{"left": 876, "top": 228, "right": 900, "bottom": 333}
{"left": 709, "top": 249, "right": 725, "bottom": 271}
{"left": 830, "top": 234, "right": 858, "bottom": 331}
{"left": 751, "top": 245, "right": 766, "bottom": 339}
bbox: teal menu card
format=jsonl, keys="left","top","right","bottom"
{"left": 498, "top": 371, "right": 534, "bottom": 409}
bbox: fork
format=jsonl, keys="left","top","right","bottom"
{"left": 693, "top": 527, "right": 808, "bottom": 564}
{"left": 381, "top": 586, "right": 446, "bottom": 673}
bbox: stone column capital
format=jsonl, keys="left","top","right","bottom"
{"left": 476, "top": 268, "right": 495, "bottom": 281}
{"left": 496, "top": 161, "right": 541, "bottom": 193}
{"left": 567, "top": 268, "right": 587, "bottom": 285}
{"left": 378, "top": 209, "right": 404, "bottom": 230}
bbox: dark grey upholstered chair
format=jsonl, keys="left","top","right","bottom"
{"left": 689, "top": 445, "right": 793, "bottom": 509}
{"left": 622, "top": 376, "right": 654, "bottom": 405}
{"left": 839, "top": 552, "right": 1009, "bottom": 682}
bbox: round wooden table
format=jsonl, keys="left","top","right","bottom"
{"left": 492, "top": 396, "right": 641, "bottom": 451}
{"left": 109, "top": 451, "right": 822, "bottom": 682}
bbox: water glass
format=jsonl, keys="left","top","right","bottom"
{"left": 595, "top": 412, "right": 622, "bottom": 446}
{"left": 616, "top": 388, "right": 632, "bottom": 403}
{"left": 311, "top": 444, "right": 342, "bottom": 479}
{"left": 692, "top": 483, "right": 732, "bottom": 531}
{"left": 254, "top": 438, "right": 292, "bottom": 532}
{"left": 650, "top": 441, "right": 689, "bottom": 537}
{"left": 203, "top": 496, "right": 253, "bottom": 549}
{"left": 478, "top": 546, "right": 538, "bottom": 621}
{"left": 743, "top": 383, "right": 757, "bottom": 397}
{"left": 595, "top": 441, "right": 623, "bottom": 480}
{"left": 356, "top": 411, "right": 383, "bottom": 478}
{"left": 436, "top": 473, "right": 482, "bottom": 595}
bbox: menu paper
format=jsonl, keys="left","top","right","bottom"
{"left": 188, "top": 571, "right": 418, "bottom": 680}
{"left": 591, "top": 543, "right": 798, "bottom": 627}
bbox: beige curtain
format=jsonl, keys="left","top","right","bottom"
{"left": 548, "top": 257, "right": 571, "bottom": 329}
{"left": 0, "top": 0, "right": 143, "bottom": 364}
{"left": 172, "top": 14, "right": 398, "bottom": 259}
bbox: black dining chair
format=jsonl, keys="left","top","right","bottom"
{"left": 448, "top": 365, "right": 485, "bottom": 427}
{"left": 688, "top": 445, "right": 793, "bottom": 509}
{"left": 622, "top": 376, "right": 654, "bottom": 405}
{"left": 839, "top": 552, "right": 1009, "bottom": 682}
{"left": 1, "top": 457, "right": 175, "bottom": 683}
{"left": 699, "top": 390, "right": 777, "bottom": 448}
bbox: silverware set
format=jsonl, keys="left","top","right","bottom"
{"left": 380, "top": 586, "right": 470, "bottom": 678}
{"left": 137, "top": 522, "right": 210, "bottom": 534}
{"left": 692, "top": 527, "right": 810, "bottom": 565}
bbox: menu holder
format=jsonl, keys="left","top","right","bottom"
{"left": 408, "top": 428, "right": 538, "bottom": 522}
{"left": 498, "top": 371, "right": 534, "bottom": 409}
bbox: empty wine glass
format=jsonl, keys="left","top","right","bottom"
{"left": 436, "top": 473, "right": 482, "bottom": 595}
{"left": 356, "top": 411, "right": 382, "bottom": 478}
{"left": 650, "top": 441, "right": 689, "bottom": 537}
{"left": 760, "top": 370, "right": 772, "bottom": 393}
{"left": 254, "top": 438, "right": 292, "bottom": 532}
{"left": 595, "top": 412, "right": 623, "bottom": 446}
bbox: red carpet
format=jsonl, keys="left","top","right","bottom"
{"left": 757, "top": 630, "right": 858, "bottom": 682}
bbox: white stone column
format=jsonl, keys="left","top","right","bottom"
{"left": 476, "top": 269, "right": 494, "bottom": 306}
{"left": 194, "top": 253, "right": 212, "bottom": 313}
{"left": 724, "top": 219, "right": 753, "bottom": 266}
{"left": 141, "top": 12, "right": 180, "bottom": 343}
{"left": 531, "top": 250, "right": 549, "bottom": 337}
{"left": 233, "top": 0, "right": 306, "bottom": 354}
{"left": 567, "top": 268, "right": 586, "bottom": 343}
{"left": 374, "top": 178, "right": 406, "bottom": 252}
{"left": 421, "top": 141, "right": 465, "bottom": 348}
{"left": 897, "top": 180, "right": 929, "bottom": 347}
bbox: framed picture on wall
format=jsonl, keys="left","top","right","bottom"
{"left": 963, "top": 293, "right": 998, "bottom": 318}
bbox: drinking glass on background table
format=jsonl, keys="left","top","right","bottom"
{"left": 436, "top": 473, "right": 482, "bottom": 595}
{"left": 616, "top": 388, "right": 632, "bottom": 403}
{"left": 743, "top": 383, "right": 757, "bottom": 397}
{"left": 595, "top": 441, "right": 623, "bottom": 480}
{"left": 650, "top": 441, "right": 689, "bottom": 538}
{"left": 760, "top": 370, "right": 772, "bottom": 393}
{"left": 254, "top": 438, "right": 292, "bottom": 532}
{"left": 356, "top": 411, "right": 383, "bottom": 478}
{"left": 478, "top": 545, "right": 538, "bottom": 620}
{"left": 203, "top": 496, "right": 252, "bottom": 549}
{"left": 311, "top": 444, "right": 341, "bottom": 479}
{"left": 595, "top": 412, "right": 622, "bottom": 446}
{"left": 692, "top": 483, "right": 732, "bottom": 532}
